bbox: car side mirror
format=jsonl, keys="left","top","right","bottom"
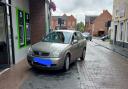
{"left": 72, "top": 39, "right": 78, "bottom": 44}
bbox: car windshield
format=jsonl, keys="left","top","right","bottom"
{"left": 42, "top": 31, "right": 72, "bottom": 44}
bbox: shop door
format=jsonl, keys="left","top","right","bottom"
{"left": 0, "top": 4, "right": 10, "bottom": 69}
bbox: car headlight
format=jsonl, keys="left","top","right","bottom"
{"left": 51, "top": 49, "right": 62, "bottom": 57}
{"left": 53, "top": 51, "right": 60, "bottom": 57}
{"left": 28, "top": 47, "right": 33, "bottom": 54}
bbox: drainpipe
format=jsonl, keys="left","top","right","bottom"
{"left": 8, "top": 0, "right": 15, "bottom": 64}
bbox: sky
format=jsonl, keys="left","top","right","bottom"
{"left": 52, "top": 0, "right": 113, "bottom": 23}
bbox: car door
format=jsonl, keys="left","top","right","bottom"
{"left": 70, "top": 32, "right": 79, "bottom": 61}
{"left": 76, "top": 32, "right": 85, "bottom": 57}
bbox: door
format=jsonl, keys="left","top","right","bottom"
{"left": 76, "top": 32, "right": 84, "bottom": 57}
{"left": 114, "top": 25, "right": 117, "bottom": 44}
{"left": 0, "top": 3, "right": 10, "bottom": 69}
{"left": 120, "top": 23, "right": 124, "bottom": 47}
{"left": 70, "top": 33, "right": 79, "bottom": 61}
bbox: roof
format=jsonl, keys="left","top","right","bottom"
{"left": 85, "top": 15, "right": 97, "bottom": 23}
{"left": 52, "top": 14, "right": 76, "bottom": 21}
{"left": 52, "top": 16, "right": 67, "bottom": 20}
{"left": 54, "top": 30, "right": 79, "bottom": 33}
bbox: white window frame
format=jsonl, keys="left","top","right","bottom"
{"left": 127, "top": 21, "right": 128, "bottom": 42}
{"left": 120, "top": 22, "right": 123, "bottom": 41}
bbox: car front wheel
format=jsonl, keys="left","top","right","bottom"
{"left": 80, "top": 48, "right": 86, "bottom": 61}
{"left": 63, "top": 55, "right": 70, "bottom": 71}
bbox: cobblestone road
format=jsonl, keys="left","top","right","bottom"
{"left": 78, "top": 42, "right": 128, "bottom": 89}
{"left": 20, "top": 41, "right": 128, "bottom": 89}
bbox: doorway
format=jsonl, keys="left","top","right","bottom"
{"left": 98, "top": 31, "right": 105, "bottom": 36}
{"left": 0, "top": 3, "right": 10, "bottom": 71}
{"left": 114, "top": 25, "right": 117, "bottom": 44}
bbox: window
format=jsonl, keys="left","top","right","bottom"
{"left": 127, "top": 22, "right": 128, "bottom": 42}
{"left": 25, "top": 13, "right": 30, "bottom": 45}
{"left": 115, "top": 9, "right": 119, "bottom": 17}
{"left": 72, "top": 32, "right": 77, "bottom": 41}
{"left": 17, "top": 9, "right": 25, "bottom": 48}
{"left": 120, "top": 22, "right": 123, "bottom": 41}
{"left": 16, "top": 9, "right": 30, "bottom": 48}
{"left": 43, "top": 32, "right": 72, "bottom": 44}
{"left": 76, "top": 32, "right": 84, "bottom": 41}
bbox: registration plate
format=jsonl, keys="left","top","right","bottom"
{"left": 33, "top": 57, "right": 52, "bottom": 67}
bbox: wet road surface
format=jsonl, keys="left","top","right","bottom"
{"left": 78, "top": 42, "right": 128, "bottom": 89}
{"left": 20, "top": 63, "right": 81, "bottom": 89}
{"left": 20, "top": 41, "right": 128, "bottom": 89}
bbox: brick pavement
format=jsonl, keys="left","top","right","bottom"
{"left": 0, "top": 59, "right": 30, "bottom": 89}
{"left": 92, "top": 39, "right": 128, "bottom": 58}
{"left": 77, "top": 42, "right": 128, "bottom": 89}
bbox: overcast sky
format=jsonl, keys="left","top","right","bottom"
{"left": 52, "top": 0, "right": 113, "bottom": 23}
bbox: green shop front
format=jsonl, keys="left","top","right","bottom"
{"left": 0, "top": 0, "right": 51, "bottom": 71}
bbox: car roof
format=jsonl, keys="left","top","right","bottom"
{"left": 53, "top": 30, "right": 80, "bottom": 33}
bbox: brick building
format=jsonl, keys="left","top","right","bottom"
{"left": 51, "top": 14, "right": 77, "bottom": 30}
{"left": 85, "top": 16, "right": 97, "bottom": 33}
{"left": 85, "top": 10, "right": 112, "bottom": 36}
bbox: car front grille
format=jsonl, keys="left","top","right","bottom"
{"left": 33, "top": 51, "right": 50, "bottom": 57}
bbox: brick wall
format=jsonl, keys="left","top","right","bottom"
{"left": 85, "top": 10, "right": 112, "bottom": 36}
{"left": 93, "top": 10, "right": 112, "bottom": 36}
{"left": 67, "top": 15, "right": 76, "bottom": 30}
{"left": 51, "top": 14, "right": 76, "bottom": 30}
{"left": 29, "top": 0, "right": 46, "bottom": 44}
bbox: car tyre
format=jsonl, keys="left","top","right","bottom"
{"left": 63, "top": 55, "right": 70, "bottom": 71}
{"left": 80, "top": 48, "right": 86, "bottom": 61}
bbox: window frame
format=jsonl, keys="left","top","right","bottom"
{"left": 16, "top": 8, "right": 30, "bottom": 48}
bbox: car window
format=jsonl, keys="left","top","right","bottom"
{"left": 76, "top": 32, "right": 84, "bottom": 41}
{"left": 72, "top": 32, "right": 78, "bottom": 41}
{"left": 42, "top": 32, "right": 72, "bottom": 44}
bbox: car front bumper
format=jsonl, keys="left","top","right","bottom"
{"left": 27, "top": 55, "right": 64, "bottom": 70}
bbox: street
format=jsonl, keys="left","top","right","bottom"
{"left": 20, "top": 41, "right": 128, "bottom": 89}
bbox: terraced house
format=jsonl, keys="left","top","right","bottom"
{"left": 0, "top": 0, "right": 52, "bottom": 71}
{"left": 111, "top": 0, "right": 128, "bottom": 48}
{"left": 51, "top": 14, "right": 77, "bottom": 30}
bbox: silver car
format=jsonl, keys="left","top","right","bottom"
{"left": 27, "top": 30, "right": 87, "bottom": 71}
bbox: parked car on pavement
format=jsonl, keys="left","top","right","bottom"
{"left": 100, "top": 35, "right": 110, "bottom": 41}
{"left": 27, "top": 30, "right": 87, "bottom": 71}
{"left": 82, "top": 32, "right": 92, "bottom": 41}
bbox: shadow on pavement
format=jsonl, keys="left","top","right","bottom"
{"left": 28, "top": 61, "right": 78, "bottom": 76}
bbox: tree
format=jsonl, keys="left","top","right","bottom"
{"left": 76, "top": 22, "right": 85, "bottom": 32}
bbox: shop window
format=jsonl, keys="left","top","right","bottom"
{"left": 25, "top": 13, "right": 30, "bottom": 45}
{"left": 16, "top": 9, "right": 30, "bottom": 48}
{"left": 17, "top": 9, "right": 25, "bottom": 48}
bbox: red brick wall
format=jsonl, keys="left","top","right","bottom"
{"left": 93, "top": 10, "right": 112, "bottom": 36}
{"left": 67, "top": 15, "right": 76, "bottom": 30}
{"left": 51, "top": 15, "right": 76, "bottom": 30}
{"left": 85, "top": 10, "right": 112, "bottom": 36}
{"left": 29, "top": 0, "right": 46, "bottom": 44}
{"left": 51, "top": 17, "right": 56, "bottom": 30}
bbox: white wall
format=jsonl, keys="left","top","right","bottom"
{"left": 11, "top": 0, "right": 30, "bottom": 63}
